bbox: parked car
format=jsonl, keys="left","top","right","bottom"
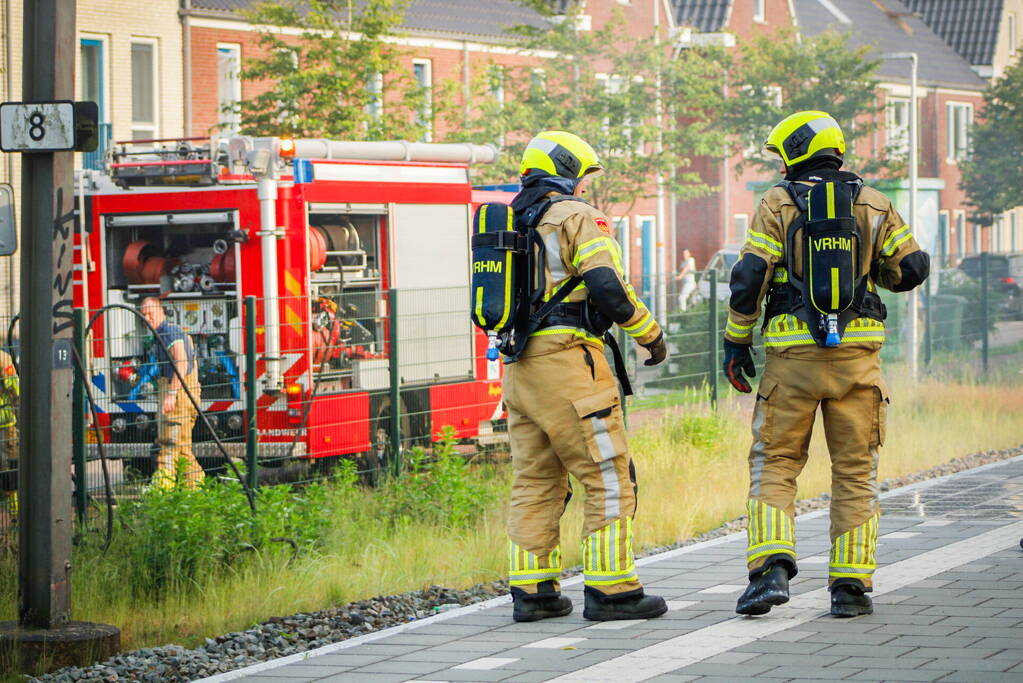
{"left": 958, "top": 254, "right": 1023, "bottom": 320}
{"left": 697, "top": 249, "right": 739, "bottom": 302}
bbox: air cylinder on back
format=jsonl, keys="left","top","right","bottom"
{"left": 470, "top": 202, "right": 523, "bottom": 338}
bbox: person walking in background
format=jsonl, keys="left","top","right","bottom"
{"left": 722, "top": 111, "right": 928, "bottom": 618}
{"left": 140, "top": 297, "right": 205, "bottom": 489}
{"left": 675, "top": 248, "right": 697, "bottom": 311}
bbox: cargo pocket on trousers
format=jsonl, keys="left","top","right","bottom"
{"left": 872, "top": 381, "right": 889, "bottom": 446}
{"left": 752, "top": 376, "right": 779, "bottom": 442}
{"left": 571, "top": 388, "right": 628, "bottom": 463}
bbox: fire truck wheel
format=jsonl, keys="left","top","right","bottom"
{"left": 362, "top": 396, "right": 409, "bottom": 486}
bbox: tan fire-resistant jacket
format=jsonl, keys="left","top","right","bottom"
{"left": 522, "top": 198, "right": 661, "bottom": 358}
{"left": 724, "top": 182, "right": 925, "bottom": 358}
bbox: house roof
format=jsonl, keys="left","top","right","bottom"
{"left": 673, "top": 0, "right": 733, "bottom": 32}
{"left": 793, "top": 0, "right": 986, "bottom": 90}
{"left": 900, "top": 0, "right": 1004, "bottom": 67}
{"left": 187, "top": 0, "right": 548, "bottom": 41}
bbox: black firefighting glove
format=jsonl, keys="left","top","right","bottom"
{"left": 722, "top": 339, "right": 756, "bottom": 393}
{"left": 642, "top": 333, "right": 668, "bottom": 367}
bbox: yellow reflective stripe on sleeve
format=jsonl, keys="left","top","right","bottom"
{"left": 881, "top": 225, "right": 911, "bottom": 256}
{"left": 747, "top": 230, "right": 783, "bottom": 257}
{"left": 622, "top": 311, "right": 656, "bottom": 338}
{"left": 726, "top": 320, "right": 754, "bottom": 339}
{"left": 572, "top": 235, "right": 624, "bottom": 274}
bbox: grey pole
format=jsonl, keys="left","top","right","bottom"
{"left": 18, "top": 0, "right": 76, "bottom": 629}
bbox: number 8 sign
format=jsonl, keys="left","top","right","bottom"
{"left": 0, "top": 101, "right": 76, "bottom": 152}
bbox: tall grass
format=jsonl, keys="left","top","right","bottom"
{"left": 0, "top": 371, "right": 1020, "bottom": 652}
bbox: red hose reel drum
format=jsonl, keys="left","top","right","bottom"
{"left": 209, "top": 249, "right": 236, "bottom": 282}
{"left": 123, "top": 240, "right": 158, "bottom": 284}
{"left": 309, "top": 226, "right": 328, "bottom": 272}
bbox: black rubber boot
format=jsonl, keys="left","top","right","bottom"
{"left": 582, "top": 586, "right": 668, "bottom": 621}
{"left": 736, "top": 564, "right": 791, "bottom": 616}
{"left": 830, "top": 582, "right": 873, "bottom": 618}
{"left": 511, "top": 587, "right": 573, "bottom": 623}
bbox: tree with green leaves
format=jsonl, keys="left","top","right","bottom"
{"left": 960, "top": 58, "right": 1023, "bottom": 226}
{"left": 230, "top": 0, "right": 434, "bottom": 141}
{"left": 444, "top": 9, "right": 728, "bottom": 214}
{"left": 722, "top": 29, "right": 896, "bottom": 177}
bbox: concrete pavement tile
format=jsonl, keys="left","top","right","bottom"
{"left": 812, "top": 644, "right": 917, "bottom": 658}
{"left": 917, "top": 657, "right": 1018, "bottom": 671}
{"left": 719, "top": 654, "right": 847, "bottom": 669}
{"left": 387, "top": 650, "right": 488, "bottom": 664}
{"left": 411, "top": 670, "right": 516, "bottom": 682}
{"left": 374, "top": 633, "right": 461, "bottom": 646}
{"left": 864, "top": 624, "right": 964, "bottom": 637}
{"left": 672, "top": 662, "right": 778, "bottom": 677}
{"left": 345, "top": 643, "right": 428, "bottom": 656}
{"left": 762, "top": 630, "right": 814, "bottom": 642}
{"left": 885, "top": 635, "right": 982, "bottom": 648}
{"left": 900, "top": 647, "right": 1005, "bottom": 660}
{"left": 841, "top": 669, "right": 951, "bottom": 681}
{"left": 932, "top": 673, "right": 1023, "bottom": 683}
{"left": 796, "top": 632, "right": 896, "bottom": 645}
{"left": 934, "top": 616, "right": 1019, "bottom": 628}
{"left": 733, "top": 640, "right": 833, "bottom": 655}
{"left": 317, "top": 674, "right": 415, "bottom": 683}
{"left": 299, "top": 654, "right": 389, "bottom": 667}
{"left": 917, "top": 605, "right": 1007, "bottom": 617}
{"left": 351, "top": 660, "right": 450, "bottom": 675}
{"left": 822, "top": 656, "right": 936, "bottom": 670}
{"left": 645, "top": 676, "right": 701, "bottom": 682}
{"left": 702, "top": 651, "right": 758, "bottom": 665}
{"left": 248, "top": 666, "right": 347, "bottom": 679}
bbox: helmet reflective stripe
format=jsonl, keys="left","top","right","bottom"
{"left": 765, "top": 111, "right": 846, "bottom": 167}
{"left": 520, "top": 130, "right": 603, "bottom": 179}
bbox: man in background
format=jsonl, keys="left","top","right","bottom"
{"left": 140, "top": 297, "right": 205, "bottom": 489}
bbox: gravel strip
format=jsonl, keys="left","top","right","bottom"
{"left": 31, "top": 444, "right": 1023, "bottom": 683}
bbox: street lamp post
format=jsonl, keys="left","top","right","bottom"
{"left": 881, "top": 52, "right": 919, "bottom": 379}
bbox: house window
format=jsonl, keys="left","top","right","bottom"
{"left": 413, "top": 59, "right": 432, "bottom": 142}
{"left": 130, "top": 40, "right": 158, "bottom": 140}
{"left": 80, "top": 38, "right": 107, "bottom": 170}
{"left": 886, "top": 97, "right": 910, "bottom": 159}
{"left": 955, "top": 210, "right": 965, "bottom": 256}
{"left": 754, "top": 0, "right": 766, "bottom": 22}
{"left": 946, "top": 102, "right": 973, "bottom": 162}
{"left": 217, "top": 44, "right": 241, "bottom": 135}
{"left": 733, "top": 214, "right": 750, "bottom": 245}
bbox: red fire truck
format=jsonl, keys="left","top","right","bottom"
{"left": 77, "top": 135, "right": 509, "bottom": 475}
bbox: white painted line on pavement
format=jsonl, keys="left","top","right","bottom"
{"left": 665, "top": 600, "right": 698, "bottom": 611}
{"left": 584, "top": 619, "right": 648, "bottom": 630}
{"left": 882, "top": 531, "right": 921, "bottom": 539}
{"left": 917, "top": 520, "right": 956, "bottom": 526}
{"left": 550, "top": 520, "right": 1023, "bottom": 682}
{"left": 697, "top": 584, "right": 745, "bottom": 594}
{"left": 522, "top": 636, "right": 586, "bottom": 649}
{"left": 453, "top": 656, "right": 519, "bottom": 670}
{"left": 799, "top": 555, "right": 827, "bottom": 563}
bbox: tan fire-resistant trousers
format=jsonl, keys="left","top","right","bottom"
{"left": 154, "top": 372, "right": 206, "bottom": 489}
{"left": 504, "top": 344, "right": 642, "bottom": 597}
{"left": 746, "top": 349, "right": 887, "bottom": 589}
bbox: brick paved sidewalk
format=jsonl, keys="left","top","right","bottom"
{"left": 202, "top": 456, "right": 1023, "bottom": 683}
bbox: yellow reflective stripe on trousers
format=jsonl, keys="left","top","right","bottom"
{"left": 881, "top": 225, "right": 912, "bottom": 257}
{"left": 508, "top": 540, "right": 563, "bottom": 586}
{"left": 829, "top": 514, "right": 878, "bottom": 581}
{"left": 747, "top": 499, "right": 796, "bottom": 564}
{"left": 583, "top": 517, "right": 637, "bottom": 587}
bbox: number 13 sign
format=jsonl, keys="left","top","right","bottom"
{"left": 0, "top": 100, "right": 98, "bottom": 153}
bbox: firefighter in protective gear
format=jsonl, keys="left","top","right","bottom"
{"left": 725, "top": 111, "right": 929, "bottom": 618}
{"left": 506, "top": 131, "right": 669, "bottom": 622}
{"left": 140, "top": 297, "right": 206, "bottom": 489}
